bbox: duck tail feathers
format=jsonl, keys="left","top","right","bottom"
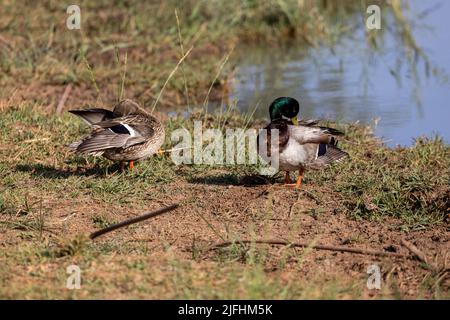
{"left": 68, "top": 140, "right": 105, "bottom": 157}
{"left": 312, "top": 144, "right": 348, "bottom": 167}
{"left": 68, "top": 140, "right": 82, "bottom": 150}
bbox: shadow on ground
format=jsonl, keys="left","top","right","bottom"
{"left": 15, "top": 163, "right": 120, "bottom": 179}
{"left": 187, "top": 173, "right": 278, "bottom": 186}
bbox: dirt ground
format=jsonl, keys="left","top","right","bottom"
{"left": 1, "top": 0, "right": 448, "bottom": 300}
{"left": 2, "top": 165, "right": 447, "bottom": 299}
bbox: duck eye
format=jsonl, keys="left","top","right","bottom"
{"left": 285, "top": 108, "right": 297, "bottom": 118}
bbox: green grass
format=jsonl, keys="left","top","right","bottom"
{"left": 1, "top": 105, "right": 448, "bottom": 229}
{"left": 0, "top": 240, "right": 368, "bottom": 299}
{"left": 1, "top": 0, "right": 448, "bottom": 300}
{"left": 1, "top": 0, "right": 425, "bottom": 108}
{"left": 0, "top": 105, "right": 448, "bottom": 299}
{"left": 311, "top": 124, "right": 449, "bottom": 229}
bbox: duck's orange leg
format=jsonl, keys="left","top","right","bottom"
{"left": 295, "top": 168, "right": 305, "bottom": 189}
{"left": 284, "top": 171, "right": 292, "bottom": 184}
{"left": 129, "top": 160, "right": 134, "bottom": 171}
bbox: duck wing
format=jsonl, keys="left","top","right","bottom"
{"left": 309, "top": 144, "right": 348, "bottom": 167}
{"left": 289, "top": 125, "right": 348, "bottom": 167}
{"left": 74, "top": 116, "right": 152, "bottom": 154}
{"left": 68, "top": 108, "right": 114, "bottom": 126}
{"left": 288, "top": 124, "right": 343, "bottom": 145}
{"left": 298, "top": 118, "right": 321, "bottom": 126}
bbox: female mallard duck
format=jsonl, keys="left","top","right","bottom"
{"left": 258, "top": 97, "right": 348, "bottom": 188}
{"left": 69, "top": 99, "right": 165, "bottom": 170}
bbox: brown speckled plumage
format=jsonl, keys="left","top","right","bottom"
{"left": 69, "top": 99, "right": 165, "bottom": 163}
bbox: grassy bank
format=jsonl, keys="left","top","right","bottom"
{"left": 1, "top": 103, "right": 448, "bottom": 227}
{"left": 1, "top": 0, "right": 404, "bottom": 110}
{"left": 0, "top": 0, "right": 448, "bottom": 300}
{"left": 0, "top": 104, "right": 448, "bottom": 299}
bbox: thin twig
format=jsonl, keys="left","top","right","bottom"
{"left": 288, "top": 192, "right": 301, "bottom": 218}
{"left": 56, "top": 83, "right": 72, "bottom": 115}
{"left": 82, "top": 54, "right": 100, "bottom": 95}
{"left": 206, "top": 239, "right": 409, "bottom": 259}
{"left": 196, "top": 211, "right": 226, "bottom": 242}
{"left": 401, "top": 238, "right": 439, "bottom": 272}
{"left": 118, "top": 50, "right": 128, "bottom": 102}
{"left": 151, "top": 46, "right": 193, "bottom": 113}
{"left": 20, "top": 137, "right": 50, "bottom": 144}
{"left": 89, "top": 204, "right": 179, "bottom": 240}
{"left": 60, "top": 212, "right": 77, "bottom": 222}
{"left": 175, "top": 9, "right": 190, "bottom": 109}
{"left": 202, "top": 47, "right": 234, "bottom": 109}
{"left": 159, "top": 146, "right": 193, "bottom": 154}
{"left": 202, "top": 47, "right": 234, "bottom": 125}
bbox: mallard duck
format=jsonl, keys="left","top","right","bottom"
{"left": 257, "top": 97, "right": 348, "bottom": 188}
{"left": 69, "top": 99, "right": 165, "bottom": 170}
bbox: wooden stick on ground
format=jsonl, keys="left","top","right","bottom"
{"left": 401, "top": 238, "right": 439, "bottom": 272}
{"left": 207, "top": 239, "right": 409, "bottom": 259}
{"left": 89, "top": 204, "right": 179, "bottom": 240}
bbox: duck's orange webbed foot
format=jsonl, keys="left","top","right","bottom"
{"left": 295, "top": 168, "right": 305, "bottom": 189}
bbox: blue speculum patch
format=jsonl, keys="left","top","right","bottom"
{"left": 318, "top": 143, "right": 327, "bottom": 157}
{"left": 110, "top": 124, "right": 130, "bottom": 134}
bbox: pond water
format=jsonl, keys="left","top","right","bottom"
{"left": 229, "top": 0, "right": 450, "bottom": 147}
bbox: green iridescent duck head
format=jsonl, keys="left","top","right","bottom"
{"left": 269, "top": 97, "right": 300, "bottom": 125}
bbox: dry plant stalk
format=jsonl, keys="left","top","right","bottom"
{"left": 207, "top": 239, "right": 409, "bottom": 258}
{"left": 90, "top": 204, "right": 179, "bottom": 240}
{"left": 151, "top": 46, "right": 194, "bottom": 113}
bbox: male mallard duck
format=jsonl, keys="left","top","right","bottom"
{"left": 257, "top": 97, "right": 348, "bottom": 188}
{"left": 69, "top": 99, "right": 165, "bottom": 170}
